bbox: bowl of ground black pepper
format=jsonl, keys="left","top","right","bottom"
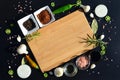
{"left": 17, "top": 14, "right": 39, "bottom": 36}
{"left": 34, "top": 6, "right": 55, "bottom": 27}
{"left": 23, "top": 18, "right": 36, "bottom": 31}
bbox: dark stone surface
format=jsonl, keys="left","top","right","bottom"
{"left": 0, "top": 0, "right": 120, "bottom": 80}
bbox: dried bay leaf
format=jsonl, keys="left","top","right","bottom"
{"left": 91, "top": 19, "right": 98, "bottom": 34}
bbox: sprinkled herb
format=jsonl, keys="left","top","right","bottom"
{"left": 25, "top": 31, "right": 40, "bottom": 42}
{"left": 76, "top": 0, "right": 82, "bottom": 6}
{"left": 43, "top": 73, "right": 48, "bottom": 78}
{"left": 81, "top": 34, "right": 107, "bottom": 56}
{"left": 105, "top": 15, "right": 111, "bottom": 22}
{"left": 5, "top": 29, "right": 11, "bottom": 35}
{"left": 8, "top": 69, "right": 14, "bottom": 76}
{"left": 10, "top": 24, "right": 14, "bottom": 27}
{"left": 51, "top": 2, "right": 55, "bottom": 7}
{"left": 100, "top": 44, "right": 106, "bottom": 55}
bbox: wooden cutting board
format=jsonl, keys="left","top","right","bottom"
{"left": 27, "top": 10, "right": 94, "bottom": 72}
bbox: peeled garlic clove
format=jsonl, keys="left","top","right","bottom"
{"left": 90, "top": 13, "right": 94, "bottom": 18}
{"left": 100, "top": 34, "right": 105, "bottom": 40}
{"left": 90, "top": 64, "right": 96, "bottom": 69}
{"left": 17, "top": 35, "right": 21, "bottom": 42}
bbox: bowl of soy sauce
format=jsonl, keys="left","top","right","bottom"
{"left": 64, "top": 63, "right": 78, "bottom": 77}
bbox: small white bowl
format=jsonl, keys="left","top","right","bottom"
{"left": 17, "top": 14, "right": 39, "bottom": 36}
{"left": 17, "top": 64, "right": 31, "bottom": 79}
{"left": 95, "top": 4, "right": 108, "bottom": 18}
{"left": 34, "top": 6, "right": 55, "bottom": 27}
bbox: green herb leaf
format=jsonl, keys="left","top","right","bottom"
{"left": 25, "top": 31, "right": 40, "bottom": 42}
{"left": 43, "top": 73, "right": 48, "bottom": 78}
{"left": 10, "top": 24, "right": 14, "bottom": 27}
{"left": 51, "top": 2, "right": 55, "bottom": 7}
{"left": 100, "top": 50, "right": 106, "bottom": 56}
{"left": 76, "top": 0, "right": 82, "bottom": 6}
{"left": 101, "top": 45, "right": 106, "bottom": 50}
{"left": 91, "top": 19, "right": 98, "bottom": 34}
{"left": 105, "top": 15, "right": 111, "bottom": 22}
{"left": 5, "top": 28, "right": 11, "bottom": 35}
{"left": 8, "top": 69, "right": 14, "bottom": 76}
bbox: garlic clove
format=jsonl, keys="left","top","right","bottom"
{"left": 90, "top": 13, "right": 94, "bottom": 18}
{"left": 100, "top": 34, "right": 105, "bottom": 40}
{"left": 17, "top": 35, "right": 21, "bottom": 42}
{"left": 90, "top": 64, "right": 96, "bottom": 69}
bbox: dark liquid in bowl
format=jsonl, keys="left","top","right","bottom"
{"left": 67, "top": 65, "right": 74, "bottom": 73}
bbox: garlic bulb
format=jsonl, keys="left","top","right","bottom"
{"left": 81, "top": 5, "right": 91, "bottom": 13}
{"left": 54, "top": 67, "right": 64, "bottom": 77}
{"left": 17, "top": 44, "right": 28, "bottom": 54}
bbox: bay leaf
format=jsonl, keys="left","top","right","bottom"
{"left": 91, "top": 19, "right": 98, "bottom": 34}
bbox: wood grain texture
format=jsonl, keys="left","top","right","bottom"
{"left": 27, "top": 10, "right": 94, "bottom": 72}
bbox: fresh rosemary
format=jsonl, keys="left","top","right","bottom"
{"left": 25, "top": 31, "right": 40, "bottom": 42}
{"left": 82, "top": 34, "right": 107, "bottom": 56}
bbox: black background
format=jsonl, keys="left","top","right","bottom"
{"left": 0, "top": 0, "right": 120, "bottom": 80}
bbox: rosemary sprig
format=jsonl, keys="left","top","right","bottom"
{"left": 82, "top": 34, "right": 107, "bottom": 56}
{"left": 25, "top": 31, "right": 40, "bottom": 42}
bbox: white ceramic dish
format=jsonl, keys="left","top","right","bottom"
{"left": 95, "top": 4, "right": 108, "bottom": 18}
{"left": 34, "top": 6, "right": 55, "bottom": 27}
{"left": 17, "top": 14, "right": 39, "bottom": 36}
{"left": 17, "top": 64, "right": 31, "bottom": 79}
{"left": 64, "top": 63, "right": 78, "bottom": 77}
